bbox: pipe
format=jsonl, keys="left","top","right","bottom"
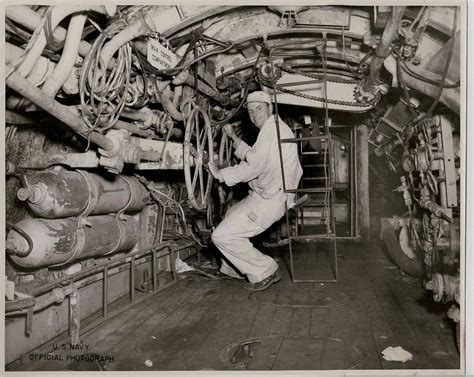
{"left": 120, "top": 108, "right": 183, "bottom": 138}
{"left": 384, "top": 55, "right": 460, "bottom": 114}
{"left": 7, "top": 215, "right": 139, "bottom": 268}
{"left": 155, "top": 90, "right": 184, "bottom": 121}
{"left": 42, "top": 14, "right": 87, "bottom": 97}
{"left": 31, "top": 240, "right": 187, "bottom": 297}
{"left": 17, "top": 169, "right": 151, "bottom": 218}
{"left": 363, "top": 6, "right": 406, "bottom": 92}
{"left": 99, "top": 15, "right": 155, "bottom": 75}
{"left": 5, "top": 286, "right": 75, "bottom": 315}
{"left": 5, "top": 110, "right": 35, "bottom": 125}
{"left": 184, "top": 75, "right": 230, "bottom": 105}
{"left": 173, "top": 85, "right": 183, "bottom": 107}
{"left": 6, "top": 43, "right": 54, "bottom": 86}
{"left": 6, "top": 6, "right": 92, "bottom": 58}
{"left": 14, "top": 5, "right": 111, "bottom": 78}
{"left": 114, "top": 119, "right": 156, "bottom": 138}
{"left": 6, "top": 68, "right": 114, "bottom": 151}
{"left": 6, "top": 240, "right": 195, "bottom": 317}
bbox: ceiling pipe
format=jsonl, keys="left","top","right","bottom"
{"left": 11, "top": 5, "right": 114, "bottom": 78}
{"left": 362, "top": 6, "right": 406, "bottom": 93}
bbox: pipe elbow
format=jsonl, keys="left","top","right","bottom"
{"left": 100, "top": 15, "right": 155, "bottom": 73}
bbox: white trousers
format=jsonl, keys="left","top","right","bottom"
{"left": 211, "top": 190, "right": 286, "bottom": 283}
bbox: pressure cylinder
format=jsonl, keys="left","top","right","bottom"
{"left": 6, "top": 215, "right": 139, "bottom": 268}
{"left": 17, "top": 169, "right": 150, "bottom": 219}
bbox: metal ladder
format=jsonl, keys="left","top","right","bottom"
{"left": 268, "top": 40, "right": 338, "bottom": 283}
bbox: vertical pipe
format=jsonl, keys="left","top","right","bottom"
{"left": 42, "top": 14, "right": 87, "bottom": 97}
{"left": 356, "top": 124, "right": 370, "bottom": 240}
{"left": 170, "top": 248, "right": 176, "bottom": 281}
{"left": 152, "top": 249, "right": 157, "bottom": 291}
{"left": 103, "top": 266, "right": 108, "bottom": 318}
{"left": 69, "top": 289, "right": 80, "bottom": 345}
{"left": 363, "top": 6, "right": 406, "bottom": 92}
{"left": 130, "top": 256, "right": 135, "bottom": 302}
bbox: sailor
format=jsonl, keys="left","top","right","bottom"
{"left": 208, "top": 91, "right": 303, "bottom": 291}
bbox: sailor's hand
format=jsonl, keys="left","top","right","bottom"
{"left": 208, "top": 162, "right": 223, "bottom": 180}
{"left": 223, "top": 124, "right": 235, "bottom": 137}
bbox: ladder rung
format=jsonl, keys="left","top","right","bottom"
{"left": 302, "top": 177, "right": 329, "bottom": 180}
{"left": 302, "top": 151, "right": 328, "bottom": 155}
{"left": 290, "top": 234, "right": 336, "bottom": 240}
{"left": 302, "top": 164, "right": 326, "bottom": 168}
{"left": 281, "top": 136, "right": 327, "bottom": 143}
{"left": 301, "top": 203, "right": 332, "bottom": 207}
{"left": 286, "top": 188, "right": 331, "bottom": 193}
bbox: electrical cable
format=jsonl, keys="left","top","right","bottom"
{"left": 6, "top": 11, "right": 49, "bottom": 80}
{"left": 211, "top": 42, "right": 264, "bottom": 127}
{"left": 6, "top": 221, "right": 33, "bottom": 257}
{"left": 341, "top": 26, "right": 360, "bottom": 76}
{"left": 79, "top": 19, "right": 132, "bottom": 134}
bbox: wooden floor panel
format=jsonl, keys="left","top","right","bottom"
{"left": 12, "top": 241, "right": 460, "bottom": 372}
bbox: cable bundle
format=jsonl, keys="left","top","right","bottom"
{"left": 80, "top": 20, "right": 132, "bottom": 133}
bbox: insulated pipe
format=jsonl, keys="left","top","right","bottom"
{"left": 42, "top": 14, "right": 87, "bottom": 97}
{"left": 17, "top": 169, "right": 151, "bottom": 219}
{"left": 99, "top": 15, "right": 155, "bottom": 75}
{"left": 6, "top": 215, "right": 139, "bottom": 268}
{"left": 5, "top": 6, "right": 92, "bottom": 58}
{"left": 363, "top": 6, "right": 406, "bottom": 92}
{"left": 155, "top": 91, "right": 184, "bottom": 121}
{"left": 173, "top": 85, "right": 183, "bottom": 107}
{"left": 6, "top": 68, "right": 114, "bottom": 151}
{"left": 14, "top": 5, "right": 112, "bottom": 78}
{"left": 383, "top": 55, "right": 460, "bottom": 114}
{"left": 6, "top": 43, "right": 55, "bottom": 86}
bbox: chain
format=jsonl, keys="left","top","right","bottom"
{"left": 268, "top": 64, "right": 375, "bottom": 108}
{"left": 278, "top": 64, "right": 359, "bottom": 85}
{"left": 266, "top": 83, "right": 374, "bottom": 108}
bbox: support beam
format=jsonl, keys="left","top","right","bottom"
{"left": 356, "top": 124, "right": 370, "bottom": 240}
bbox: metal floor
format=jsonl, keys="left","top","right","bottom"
{"left": 8, "top": 241, "right": 460, "bottom": 372}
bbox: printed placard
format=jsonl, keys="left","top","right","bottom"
{"left": 147, "top": 38, "right": 178, "bottom": 70}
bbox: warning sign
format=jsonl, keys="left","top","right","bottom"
{"left": 147, "top": 39, "right": 178, "bottom": 70}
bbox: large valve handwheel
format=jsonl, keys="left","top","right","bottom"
{"left": 218, "top": 131, "right": 237, "bottom": 169}
{"left": 183, "top": 107, "right": 214, "bottom": 211}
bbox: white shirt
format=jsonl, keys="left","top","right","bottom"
{"left": 220, "top": 115, "right": 303, "bottom": 206}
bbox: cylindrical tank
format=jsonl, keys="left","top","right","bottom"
{"left": 6, "top": 215, "right": 139, "bottom": 268}
{"left": 17, "top": 169, "right": 150, "bottom": 218}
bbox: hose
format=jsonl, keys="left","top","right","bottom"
{"left": 42, "top": 14, "right": 87, "bottom": 97}
{"left": 98, "top": 14, "right": 156, "bottom": 81}
{"left": 6, "top": 221, "right": 33, "bottom": 257}
{"left": 12, "top": 5, "right": 110, "bottom": 79}
{"left": 6, "top": 6, "right": 92, "bottom": 58}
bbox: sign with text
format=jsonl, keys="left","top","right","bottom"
{"left": 147, "top": 38, "right": 178, "bottom": 70}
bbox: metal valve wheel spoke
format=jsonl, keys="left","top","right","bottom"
{"left": 183, "top": 107, "right": 214, "bottom": 211}
{"left": 218, "top": 132, "right": 237, "bottom": 169}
